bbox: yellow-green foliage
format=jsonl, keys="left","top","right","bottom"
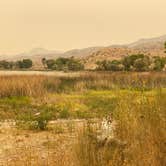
{"left": 76, "top": 90, "right": 166, "bottom": 166}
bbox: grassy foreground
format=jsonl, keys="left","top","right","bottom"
{"left": 0, "top": 72, "right": 165, "bottom": 166}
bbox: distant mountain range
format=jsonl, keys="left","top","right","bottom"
{"left": 0, "top": 48, "right": 63, "bottom": 61}
{"left": 0, "top": 34, "right": 166, "bottom": 69}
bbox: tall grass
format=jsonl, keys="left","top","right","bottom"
{"left": 0, "top": 72, "right": 165, "bottom": 165}
{"left": 0, "top": 72, "right": 166, "bottom": 97}
{"left": 0, "top": 75, "right": 46, "bottom": 97}
{"left": 75, "top": 90, "right": 166, "bottom": 166}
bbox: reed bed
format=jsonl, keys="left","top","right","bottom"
{"left": 0, "top": 72, "right": 166, "bottom": 97}
{"left": 0, "top": 75, "right": 47, "bottom": 97}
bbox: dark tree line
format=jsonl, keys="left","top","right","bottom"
{"left": 96, "top": 54, "right": 166, "bottom": 72}
{"left": 42, "top": 57, "right": 84, "bottom": 71}
{"left": 0, "top": 59, "right": 33, "bottom": 70}
{"left": 96, "top": 42, "right": 166, "bottom": 72}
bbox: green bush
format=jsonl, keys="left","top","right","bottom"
{"left": 17, "top": 109, "right": 53, "bottom": 131}
{"left": 152, "top": 56, "right": 166, "bottom": 71}
{"left": 46, "top": 57, "right": 84, "bottom": 71}
{"left": 96, "top": 60, "right": 124, "bottom": 71}
{"left": 133, "top": 56, "right": 150, "bottom": 71}
{"left": 96, "top": 54, "right": 166, "bottom": 72}
{"left": 16, "top": 59, "right": 33, "bottom": 69}
{"left": 59, "top": 108, "right": 70, "bottom": 119}
{"left": 0, "top": 60, "right": 14, "bottom": 69}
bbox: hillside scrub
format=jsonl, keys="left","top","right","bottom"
{"left": 96, "top": 54, "right": 166, "bottom": 72}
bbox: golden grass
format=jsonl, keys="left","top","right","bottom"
{"left": 0, "top": 75, "right": 47, "bottom": 97}
{"left": 0, "top": 72, "right": 165, "bottom": 166}
{"left": 75, "top": 90, "right": 166, "bottom": 166}
{"left": 0, "top": 72, "right": 166, "bottom": 97}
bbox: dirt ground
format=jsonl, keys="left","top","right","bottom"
{"left": 0, "top": 120, "right": 87, "bottom": 166}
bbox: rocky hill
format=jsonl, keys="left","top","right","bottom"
{"left": 83, "top": 35, "right": 166, "bottom": 69}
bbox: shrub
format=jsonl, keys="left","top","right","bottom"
{"left": 0, "top": 60, "right": 14, "bottom": 69}
{"left": 16, "top": 59, "right": 33, "bottom": 69}
{"left": 34, "top": 111, "right": 52, "bottom": 130}
{"left": 133, "top": 56, "right": 150, "bottom": 71}
{"left": 122, "top": 54, "right": 150, "bottom": 71}
{"left": 152, "top": 56, "right": 166, "bottom": 71}
{"left": 46, "top": 59, "right": 56, "bottom": 69}
{"left": 17, "top": 109, "right": 52, "bottom": 131}
{"left": 96, "top": 60, "right": 124, "bottom": 71}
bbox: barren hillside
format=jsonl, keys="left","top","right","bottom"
{"left": 83, "top": 35, "right": 166, "bottom": 69}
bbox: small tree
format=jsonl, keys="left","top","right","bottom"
{"left": 46, "top": 57, "right": 84, "bottom": 71}
{"left": 0, "top": 61, "right": 14, "bottom": 69}
{"left": 107, "top": 60, "right": 124, "bottom": 71}
{"left": 17, "top": 59, "right": 33, "bottom": 69}
{"left": 133, "top": 57, "right": 150, "bottom": 71}
{"left": 153, "top": 56, "right": 166, "bottom": 71}
{"left": 42, "top": 58, "right": 47, "bottom": 69}
{"left": 96, "top": 60, "right": 108, "bottom": 70}
{"left": 122, "top": 54, "right": 145, "bottom": 71}
{"left": 68, "top": 59, "right": 84, "bottom": 71}
{"left": 46, "top": 59, "right": 56, "bottom": 69}
{"left": 96, "top": 60, "right": 124, "bottom": 71}
{"left": 22, "top": 59, "right": 33, "bottom": 68}
{"left": 164, "top": 41, "right": 166, "bottom": 53}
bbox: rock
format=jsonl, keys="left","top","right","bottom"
{"left": 35, "top": 112, "right": 41, "bottom": 116}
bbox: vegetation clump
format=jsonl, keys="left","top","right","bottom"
{"left": 16, "top": 59, "right": 33, "bottom": 69}
{"left": 45, "top": 57, "right": 84, "bottom": 71}
{"left": 0, "top": 59, "right": 33, "bottom": 70}
{"left": 96, "top": 54, "right": 166, "bottom": 72}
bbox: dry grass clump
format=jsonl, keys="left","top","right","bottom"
{"left": 113, "top": 91, "right": 166, "bottom": 166}
{"left": 75, "top": 121, "right": 127, "bottom": 166}
{"left": 0, "top": 75, "right": 47, "bottom": 97}
{"left": 78, "top": 72, "right": 166, "bottom": 90}
{"left": 0, "top": 74, "right": 69, "bottom": 97}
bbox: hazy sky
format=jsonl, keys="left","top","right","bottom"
{"left": 0, "top": 0, "right": 166, "bottom": 54}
